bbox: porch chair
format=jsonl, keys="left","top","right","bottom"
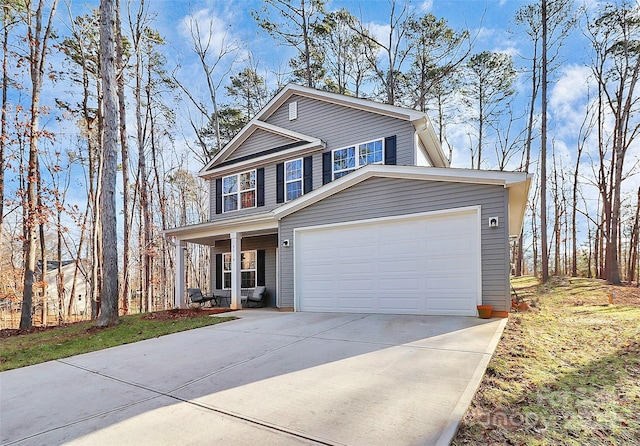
{"left": 242, "top": 286, "right": 267, "bottom": 308}
{"left": 188, "top": 288, "right": 217, "bottom": 307}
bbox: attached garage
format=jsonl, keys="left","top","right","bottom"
{"left": 275, "top": 165, "right": 531, "bottom": 315}
{"left": 294, "top": 207, "right": 481, "bottom": 316}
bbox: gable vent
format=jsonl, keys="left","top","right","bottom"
{"left": 288, "top": 101, "right": 298, "bottom": 120}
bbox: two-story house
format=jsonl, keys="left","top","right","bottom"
{"left": 165, "top": 84, "right": 531, "bottom": 317}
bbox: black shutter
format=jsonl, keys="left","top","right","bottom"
{"left": 257, "top": 168, "right": 265, "bottom": 207}
{"left": 215, "top": 254, "right": 222, "bottom": 290}
{"left": 276, "top": 163, "right": 284, "bottom": 203}
{"left": 215, "top": 178, "right": 222, "bottom": 214}
{"left": 322, "top": 152, "right": 332, "bottom": 184}
{"left": 385, "top": 135, "right": 397, "bottom": 165}
{"left": 303, "top": 156, "right": 313, "bottom": 193}
{"left": 257, "top": 250, "right": 265, "bottom": 287}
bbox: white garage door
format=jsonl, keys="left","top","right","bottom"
{"left": 294, "top": 207, "right": 481, "bottom": 316}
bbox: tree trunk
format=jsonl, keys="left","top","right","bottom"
{"left": 97, "top": 0, "right": 120, "bottom": 327}
{"left": 540, "top": 0, "right": 549, "bottom": 283}
{"left": 0, "top": 9, "right": 9, "bottom": 250}
{"left": 116, "top": 0, "right": 130, "bottom": 314}
{"left": 21, "top": 0, "right": 59, "bottom": 329}
{"left": 627, "top": 188, "right": 640, "bottom": 282}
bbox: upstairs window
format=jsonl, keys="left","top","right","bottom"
{"left": 285, "top": 158, "right": 303, "bottom": 201}
{"left": 332, "top": 138, "right": 383, "bottom": 179}
{"left": 223, "top": 170, "right": 256, "bottom": 212}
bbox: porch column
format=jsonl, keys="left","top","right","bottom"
{"left": 230, "top": 232, "right": 242, "bottom": 309}
{"left": 175, "top": 240, "right": 186, "bottom": 308}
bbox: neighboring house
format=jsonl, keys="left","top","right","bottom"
{"left": 42, "top": 260, "right": 89, "bottom": 316}
{"left": 165, "top": 84, "right": 531, "bottom": 316}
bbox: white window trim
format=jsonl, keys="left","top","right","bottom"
{"left": 285, "top": 158, "right": 304, "bottom": 202}
{"left": 222, "top": 169, "right": 257, "bottom": 213}
{"left": 332, "top": 138, "right": 384, "bottom": 180}
{"left": 222, "top": 250, "right": 257, "bottom": 290}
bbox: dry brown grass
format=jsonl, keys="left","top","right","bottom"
{"left": 452, "top": 277, "right": 640, "bottom": 446}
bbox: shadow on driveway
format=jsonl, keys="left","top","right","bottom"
{"left": 0, "top": 311, "right": 506, "bottom": 446}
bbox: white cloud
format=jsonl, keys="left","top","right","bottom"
{"left": 179, "top": 8, "right": 236, "bottom": 56}
{"left": 364, "top": 21, "right": 392, "bottom": 47}
{"left": 417, "top": 0, "right": 434, "bottom": 14}
{"left": 550, "top": 64, "right": 593, "bottom": 138}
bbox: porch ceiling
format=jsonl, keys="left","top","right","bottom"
{"left": 164, "top": 213, "right": 278, "bottom": 246}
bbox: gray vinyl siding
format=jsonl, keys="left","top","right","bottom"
{"left": 278, "top": 177, "right": 511, "bottom": 311}
{"left": 210, "top": 234, "right": 278, "bottom": 307}
{"left": 266, "top": 95, "right": 416, "bottom": 166}
{"left": 226, "top": 129, "right": 297, "bottom": 161}
{"left": 208, "top": 94, "right": 419, "bottom": 221}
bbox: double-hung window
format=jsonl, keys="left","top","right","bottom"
{"left": 222, "top": 250, "right": 256, "bottom": 289}
{"left": 332, "top": 138, "right": 383, "bottom": 179}
{"left": 222, "top": 170, "right": 256, "bottom": 212}
{"left": 285, "top": 158, "right": 303, "bottom": 201}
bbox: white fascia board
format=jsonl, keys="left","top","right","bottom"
{"left": 200, "top": 120, "right": 319, "bottom": 174}
{"left": 508, "top": 174, "right": 533, "bottom": 238}
{"left": 164, "top": 213, "right": 278, "bottom": 242}
{"left": 273, "top": 164, "right": 530, "bottom": 220}
{"left": 199, "top": 139, "right": 325, "bottom": 180}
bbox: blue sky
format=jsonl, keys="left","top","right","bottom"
{"left": 6, "top": 0, "right": 632, "bottom": 254}
{"left": 40, "top": 0, "right": 589, "bottom": 173}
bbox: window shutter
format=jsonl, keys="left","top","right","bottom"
{"left": 276, "top": 163, "right": 284, "bottom": 203}
{"left": 257, "top": 168, "right": 265, "bottom": 207}
{"left": 215, "top": 178, "right": 222, "bottom": 214}
{"left": 215, "top": 254, "right": 222, "bottom": 290}
{"left": 385, "top": 135, "right": 397, "bottom": 165}
{"left": 303, "top": 156, "right": 313, "bottom": 193}
{"left": 257, "top": 250, "right": 265, "bottom": 287}
{"left": 322, "top": 152, "right": 332, "bottom": 185}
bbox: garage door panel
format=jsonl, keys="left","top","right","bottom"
{"left": 296, "top": 209, "right": 480, "bottom": 315}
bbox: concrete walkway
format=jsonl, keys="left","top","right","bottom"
{"left": 0, "top": 311, "right": 506, "bottom": 446}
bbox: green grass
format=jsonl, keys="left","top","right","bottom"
{"left": 453, "top": 277, "right": 640, "bottom": 446}
{"left": 0, "top": 311, "right": 236, "bottom": 372}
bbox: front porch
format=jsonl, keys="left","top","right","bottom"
{"left": 165, "top": 213, "right": 279, "bottom": 310}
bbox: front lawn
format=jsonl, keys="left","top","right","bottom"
{"left": 0, "top": 309, "right": 236, "bottom": 372}
{"left": 453, "top": 277, "right": 640, "bottom": 445}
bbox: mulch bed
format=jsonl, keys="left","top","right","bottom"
{"left": 141, "top": 308, "right": 236, "bottom": 320}
{"left": 0, "top": 308, "right": 236, "bottom": 339}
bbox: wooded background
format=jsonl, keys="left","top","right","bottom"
{"left": 1, "top": 0, "right": 638, "bottom": 328}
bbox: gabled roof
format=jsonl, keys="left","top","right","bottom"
{"left": 273, "top": 164, "right": 531, "bottom": 238}
{"left": 200, "top": 120, "right": 322, "bottom": 176}
{"left": 200, "top": 84, "right": 449, "bottom": 175}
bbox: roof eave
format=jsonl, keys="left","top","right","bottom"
{"left": 199, "top": 139, "right": 325, "bottom": 180}
{"left": 412, "top": 116, "right": 449, "bottom": 168}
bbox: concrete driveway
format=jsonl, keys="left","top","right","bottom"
{"left": 0, "top": 311, "right": 506, "bottom": 446}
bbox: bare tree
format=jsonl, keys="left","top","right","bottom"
{"left": 404, "top": 13, "right": 470, "bottom": 112}
{"left": 253, "top": 0, "right": 326, "bottom": 88}
{"left": 540, "top": 0, "right": 549, "bottom": 282}
{"left": 463, "top": 51, "right": 516, "bottom": 169}
{"left": 173, "top": 14, "right": 240, "bottom": 164}
{"left": 115, "top": 0, "right": 131, "bottom": 314}
{"left": 0, "top": 2, "right": 19, "bottom": 250}
{"left": 587, "top": 2, "right": 640, "bottom": 284}
{"left": 350, "top": 0, "right": 413, "bottom": 105}
{"left": 20, "top": 0, "right": 58, "bottom": 329}
{"left": 97, "top": 0, "right": 119, "bottom": 327}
